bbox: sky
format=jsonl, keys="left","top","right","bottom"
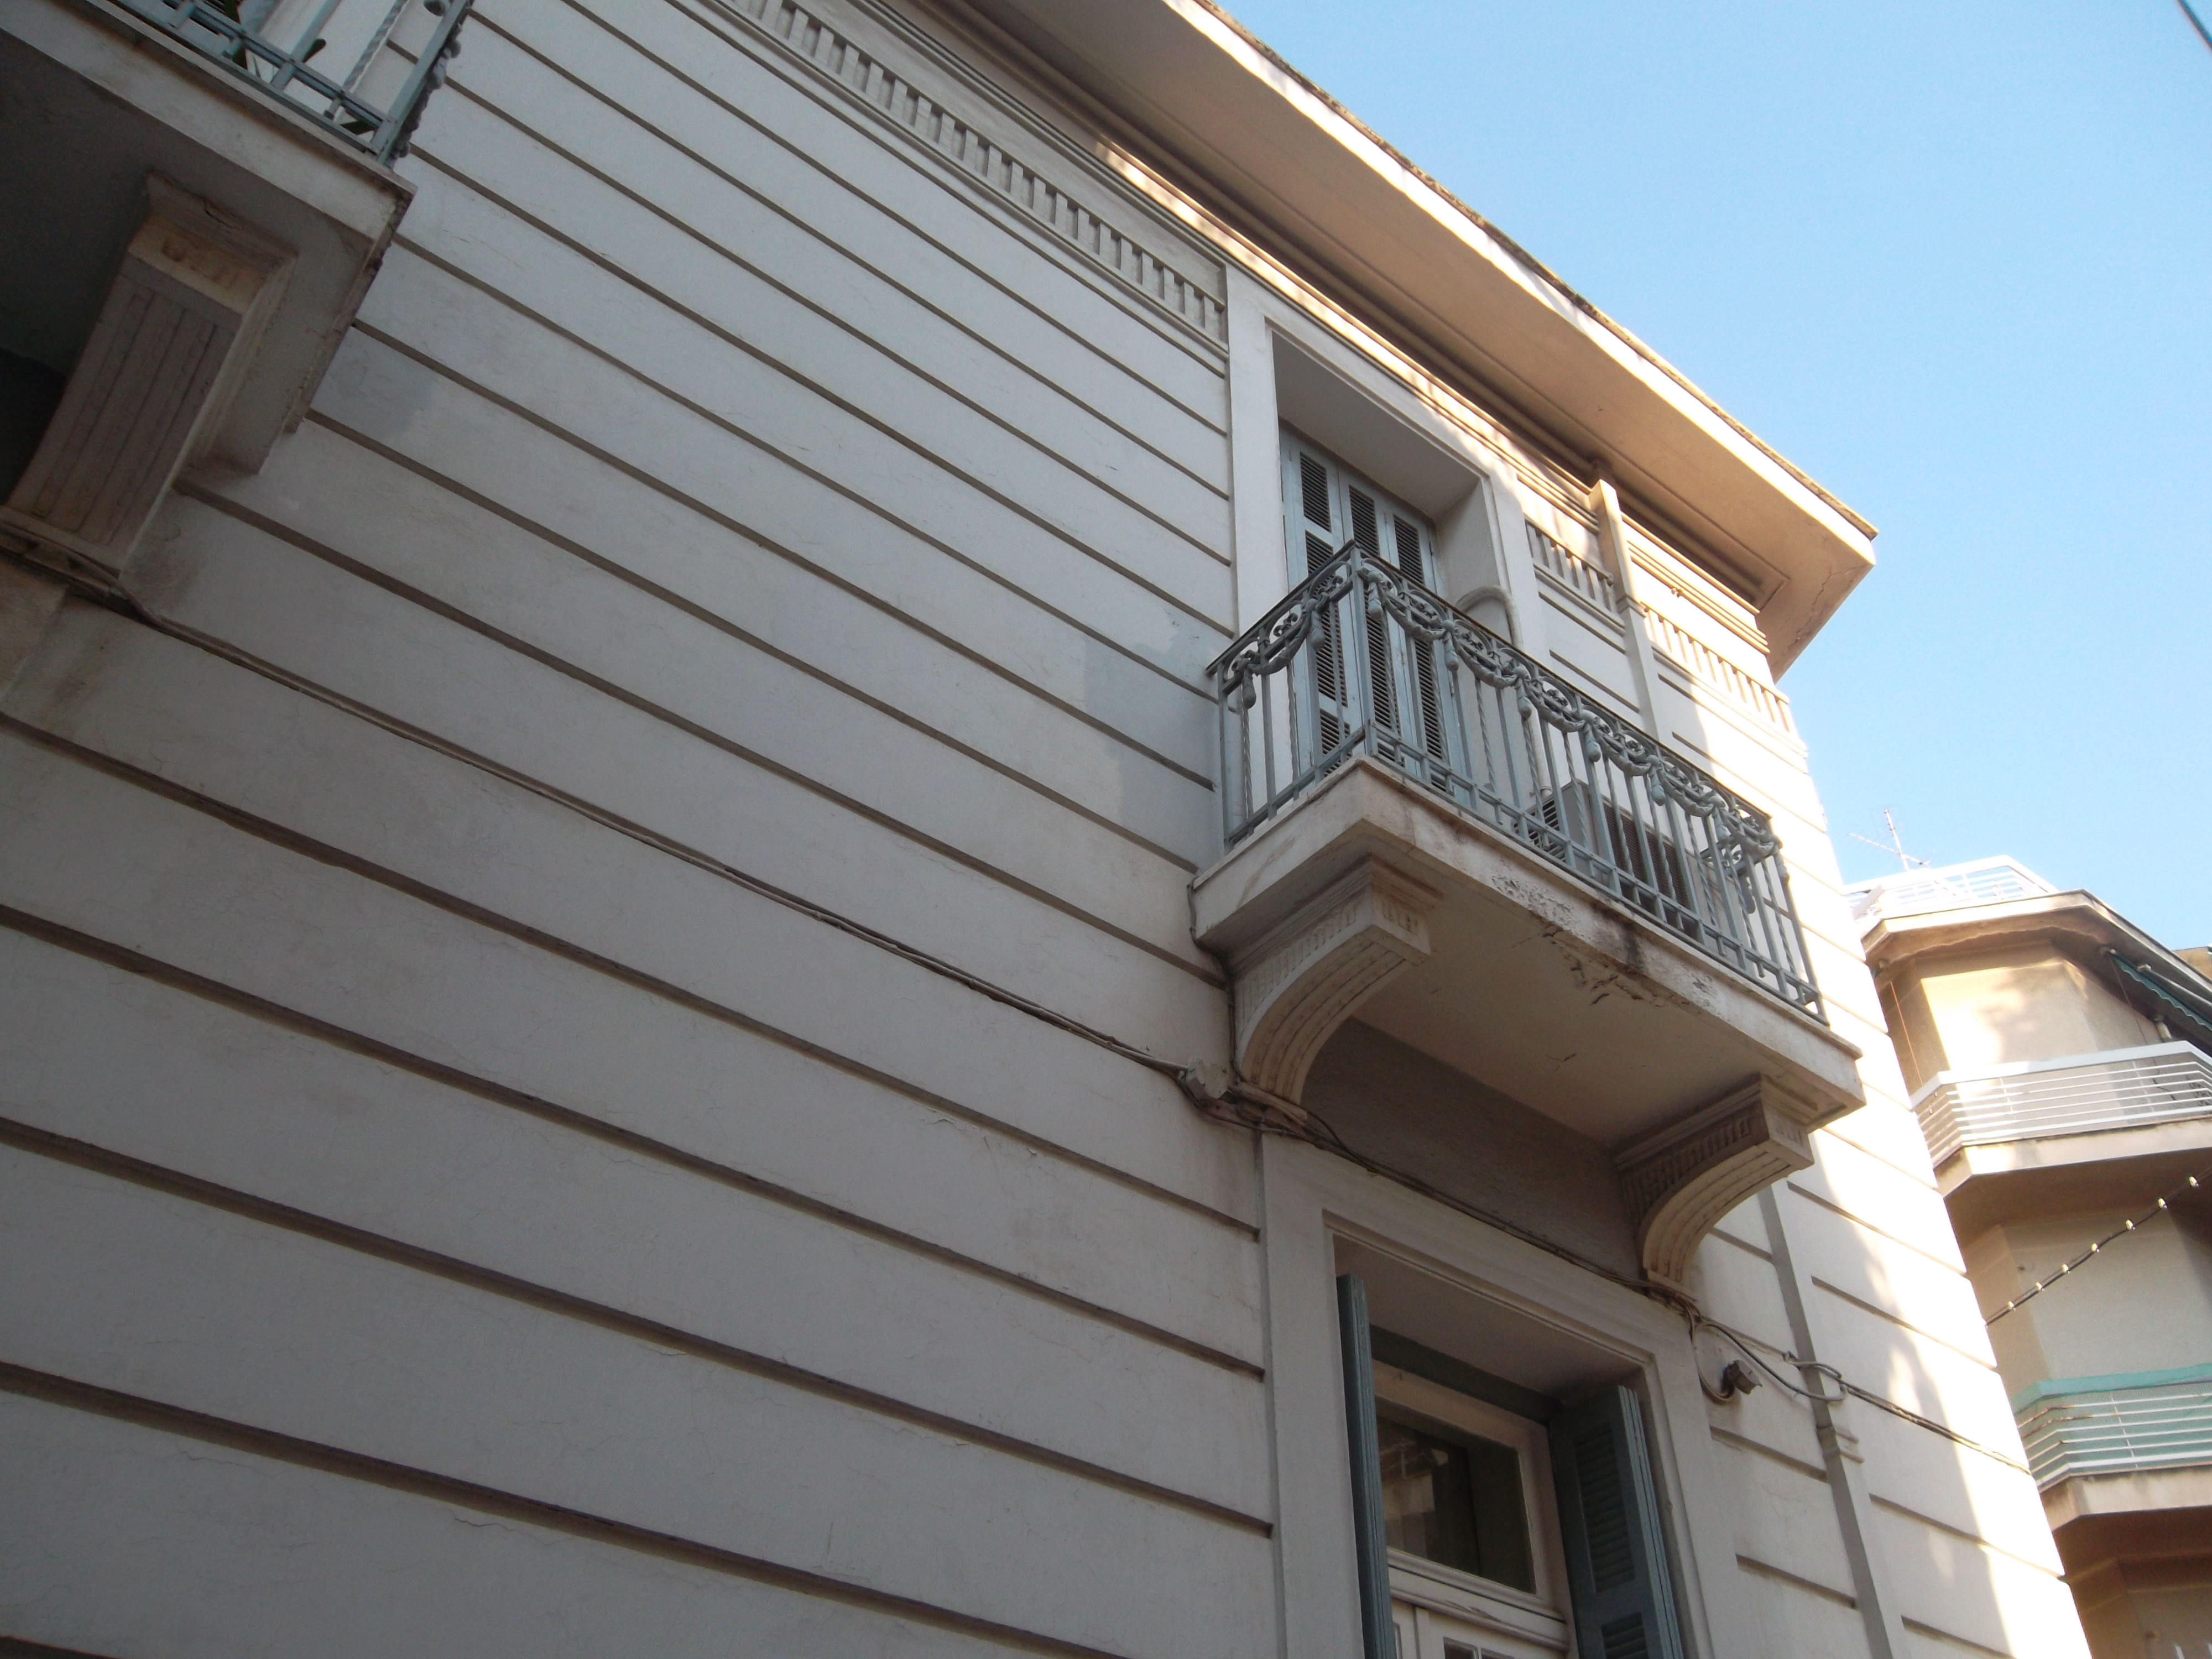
{"left": 1225, "top": 0, "right": 2212, "bottom": 949}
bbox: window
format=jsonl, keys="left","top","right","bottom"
{"left": 1378, "top": 1402, "right": 1535, "bottom": 1591}
{"left": 1338, "top": 1274, "right": 1686, "bottom": 1659}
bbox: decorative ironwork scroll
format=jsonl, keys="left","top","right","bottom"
{"left": 1211, "top": 545, "right": 1824, "bottom": 1020}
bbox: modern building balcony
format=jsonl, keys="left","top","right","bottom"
{"left": 2018, "top": 1366, "right": 2212, "bottom": 1525}
{"left": 0, "top": 0, "right": 465, "bottom": 572}
{"left": 1192, "top": 545, "right": 1863, "bottom": 1284}
{"left": 1848, "top": 854, "right": 2056, "bottom": 930}
{"left": 1918, "top": 1042, "right": 2212, "bottom": 1177}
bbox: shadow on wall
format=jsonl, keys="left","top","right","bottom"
{"left": 1302, "top": 1019, "right": 1640, "bottom": 1282}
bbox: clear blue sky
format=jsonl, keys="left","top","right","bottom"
{"left": 1227, "top": 0, "right": 2212, "bottom": 948}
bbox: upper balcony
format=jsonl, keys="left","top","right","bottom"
{"left": 1192, "top": 545, "right": 1863, "bottom": 1284}
{"left": 110, "top": 0, "right": 469, "bottom": 161}
{"left": 1918, "top": 1041, "right": 2212, "bottom": 1176}
{"left": 1859, "top": 865, "right": 2212, "bottom": 1229}
{"left": 1849, "top": 855, "right": 2055, "bottom": 930}
{"left": 1, "top": 0, "right": 465, "bottom": 572}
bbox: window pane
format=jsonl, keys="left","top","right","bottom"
{"left": 1376, "top": 1409, "right": 1535, "bottom": 1592}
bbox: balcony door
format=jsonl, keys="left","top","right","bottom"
{"left": 1280, "top": 431, "right": 1457, "bottom": 781}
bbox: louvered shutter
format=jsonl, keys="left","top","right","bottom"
{"left": 1549, "top": 1386, "right": 1686, "bottom": 1659}
{"left": 1387, "top": 508, "right": 1450, "bottom": 763}
{"left": 1335, "top": 1274, "right": 1396, "bottom": 1659}
{"left": 1285, "top": 442, "right": 1338, "bottom": 576}
{"left": 1281, "top": 435, "right": 1460, "bottom": 786}
{"left": 1283, "top": 440, "right": 1352, "bottom": 756}
{"left": 1343, "top": 481, "right": 1401, "bottom": 734}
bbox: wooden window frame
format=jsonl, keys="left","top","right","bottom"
{"left": 1374, "top": 1360, "right": 1576, "bottom": 1658}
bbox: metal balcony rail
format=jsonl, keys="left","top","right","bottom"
{"left": 2017, "top": 1366, "right": 2212, "bottom": 1490}
{"left": 1209, "top": 544, "right": 1825, "bottom": 1020}
{"left": 1847, "top": 856, "right": 2054, "bottom": 929}
{"left": 1914, "top": 1041, "right": 2212, "bottom": 1165}
{"left": 122, "top": 0, "right": 469, "bottom": 161}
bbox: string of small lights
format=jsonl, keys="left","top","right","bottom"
{"left": 1987, "top": 1167, "right": 2212, "bottom": 1325}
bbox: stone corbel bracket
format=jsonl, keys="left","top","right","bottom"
{"left": 1618, "top": 1077, "right": 1817, "bottom": 1288}
{"left": 4, "top": 175, "right": 293, "bottom": 569}
{"left": 1230, "top": 858, "right": 1442, "bottom": 1103}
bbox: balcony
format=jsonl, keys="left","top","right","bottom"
{"left": 2019, "top": 1366, "right": 2212, "bottom": 1492}
{"left": 1917, "top": 1042, "right": 2212, "bottom": 1170}
{"left": 1193, "top": 545, "right": 1863, "bottom": 1284}
{"left": 1, "top": 0, "right": 463, "bottom": 570}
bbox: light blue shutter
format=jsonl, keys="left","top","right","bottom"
{"left": 1549, "top": 1386, "right": 1686, "bottom": 1659}
{"left": 1388, "top": 508, "right": 1450, "bottom": 763}
{"left": 1281, "top": 436, "right": 1340, "bottom": 578}
{"left": 1282, "top": 436, "right": 1353, "bottom": 759}
{"left": 1336, "top": 1274, "right": 1396, "bottom": 1659}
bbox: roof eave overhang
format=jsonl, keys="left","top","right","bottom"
{"left": 1864, "top": 893, "right": 2212, "bottom": 998}
{"left": 950, "top": 0, "right": 1876, "bottom": 672}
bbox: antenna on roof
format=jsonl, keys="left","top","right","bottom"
{"left": 1848, "top": 809, "right": 1929, "bottom": 873}
{"left": 2181, "top": 0, "right": 2212, "bottom": 54}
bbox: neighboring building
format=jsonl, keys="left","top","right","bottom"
{"left": 1858, "top": 859, "right": 2212, "bottom": 1659}
{"left": 0, "top": 2, "right": 2090, "bottom": 1657}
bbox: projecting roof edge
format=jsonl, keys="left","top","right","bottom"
{"left": 1863, "top": 890, "right": 2212, "bottom": 1008}
{"left": 946, "top": 0, "right": 1878, "bottom": 669}
{"left": 1170, "top": 0, "right": 1875, "bottom": 543}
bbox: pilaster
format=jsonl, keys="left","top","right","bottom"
{"left": 1759, "top": 1182, "right": 1912, "bottom": 1659}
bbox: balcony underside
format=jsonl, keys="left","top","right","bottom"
{"left": 1940, "top": 1126, "right": 2212, "bottom": 1242}
{"left": 1195, "top": 756, "right": 1861, "bottom": 1134}
{"left": 0, "top": 0, "right": 410, "bottom": 563}
{"left": 2044, "top": 1471, "right": 2212, "bottom": 1552}
{"left": 1192, "top": 758, "right": 1863, "bottom": 1281}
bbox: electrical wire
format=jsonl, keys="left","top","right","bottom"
{"left": 1200, "top": 1075, "right": 2037, "bottom": 1473}
{"left": 2180, "top": 0, "right": 2212, "bottom": 56}
{"left": 1691, "top": 1313, "right": 2030, "bottom": 1471}
{"left": 12, "top": 541, "right": 2054, "bottom": 1485}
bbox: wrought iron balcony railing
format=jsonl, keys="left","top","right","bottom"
{"left": 122, "top": 0, "right": 469, "bottom": 161}
{"left": 1915, "top": 1041, "right": 2212, "bottom": 1165}
{"left": 2017, "top": 1366, "right": 2212, "bottom": 1490}
{"left": 1209, "top": 545, "right": 1825, "bottom": 1020}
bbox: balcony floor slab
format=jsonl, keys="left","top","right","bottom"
{"left": 1192, "top": 757, "right": 1862, "bottom": 1151}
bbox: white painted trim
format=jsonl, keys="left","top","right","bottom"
{"left": 1220, "top": 282, "right": 1517, "bottom": 632}
{"left": 1373, "top": 1363, "right": 1569, "bottom": 1616}
{"left": 1258, "top": 1134, "right": 1760, "bottom": 1659}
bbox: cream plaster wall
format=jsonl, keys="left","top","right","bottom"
{"left": 1898, "top": 944, "right": 2160, "bottom": 1083}
{"left": 1970, "top": 1211, "right": 2212, "bottom": 1393}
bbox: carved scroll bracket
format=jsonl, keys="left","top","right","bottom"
{"left": 5, "top": 175, "right": 293, "bottom": 568}
{"left": 1230, "top": 858, "right": 1441, "bottom": 1104}
{"left": 1617, "top": 1077, "right": 1817, "bottom": 1288}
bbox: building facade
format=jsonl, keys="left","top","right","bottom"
{"left": 0, "top": 1, "right": 2092, "bottom": 1655}
{"left": 1859, "top": 859, "right": 2212, "bottom": 1658}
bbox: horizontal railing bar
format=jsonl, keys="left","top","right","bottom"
{"left": 1911, "top": 1040, "right": 2210, "bottom": 1102}
{"left": 2017, "top": 1378, "right": 2212, "bottom": 1487}
{"left": 1916, "top": 1042, "right": 2212, "bottom": 1162}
